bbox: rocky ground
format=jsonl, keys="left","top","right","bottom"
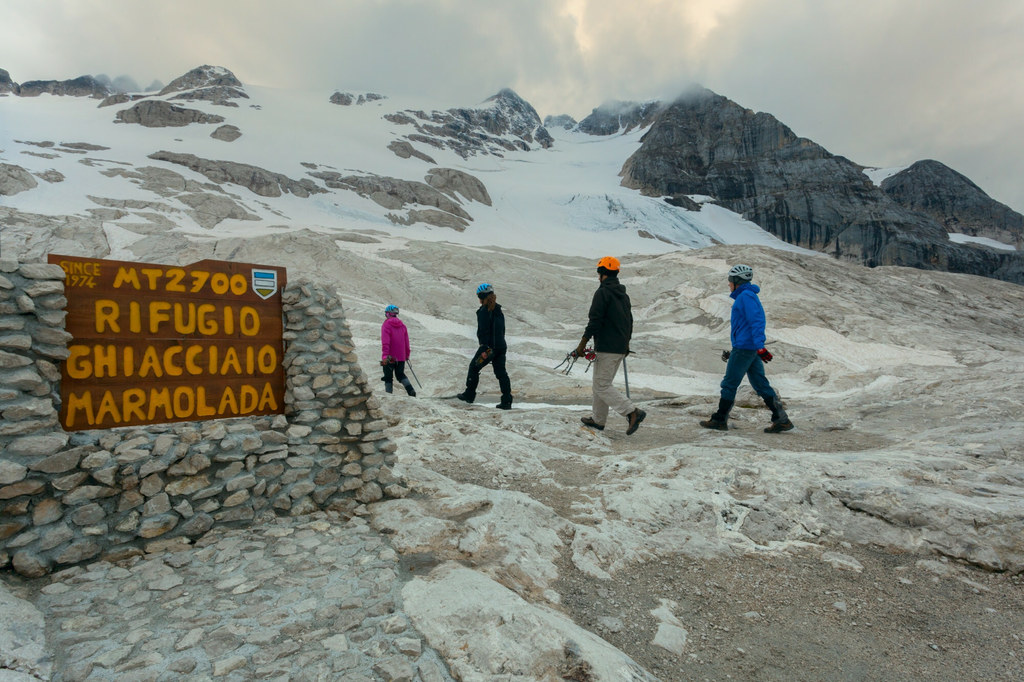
{"left": 3, "top": 223, "right": 1024, "bottom": 680}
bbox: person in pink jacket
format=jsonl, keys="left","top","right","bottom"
{"left": 381, "top": 305, "right": 416, "bottom": 396}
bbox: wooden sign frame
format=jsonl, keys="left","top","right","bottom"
{"left": 48, "top": 255, "right": 288, "bottom": 431}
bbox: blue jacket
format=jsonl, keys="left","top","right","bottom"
{"left": 730, "top": 283, "right": 767, "bottom": 350}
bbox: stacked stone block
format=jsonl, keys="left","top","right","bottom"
{"left": 0, "top": 259, "right": 402, "bottom": 577}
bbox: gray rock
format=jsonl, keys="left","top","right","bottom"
{"left": 0, "top": 578, "right": 50, "bottom": 678}
{"left": 387, "top": 140, "right": 436, "bottom": 164}
{"left": 115, "top": 100, "right": 226, "bottom": 128}
{"left": 17, "top": 75, "right": 111, "bottom": 99}
{"left": 0, "top": 164, "right": 38, "bottom": 196}
{"left": 148, "top": 151, "right": 325, "bottom": 198}
{"left": 0, "top": 68, "right": 19, "bottom": 95}
{"left": 210, "top": 124, "right": 242, "bottom": 142}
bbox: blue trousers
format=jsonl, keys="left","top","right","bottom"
{"left": 720, "top": 349, "right": 777, "bottom": 402}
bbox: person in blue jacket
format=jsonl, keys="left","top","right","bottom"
{"left": 700, "top": 264, "right": 794, "bottom": 432}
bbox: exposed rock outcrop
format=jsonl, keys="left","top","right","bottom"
{"left": 310, "top": 170, "right": 472, "bottom": 229}
{"left": 578, "top": 99, "right": 662, "bottom": 135}
{"left": 0, "top": 163, "right": 38, "bottom": 195}
{"left": 114, "top": 100, "right": 226, "bottom": 127}
{"left": 149, "top": 151, "right": 326, "bottom": 198}
{"left": 211, "top": 124, "right": 242, "bottom": 142}
{"left": 98, "top": 92, "right": 150, "bottom": 108}
{"left": 425, "top": 168, "right": 491, "bottom": 206}
{"left": 621, "top": 88, "right": 1024, "bottom": 283}
{"left": 0, "top": 68, "right": 19, "bottom": 95}
{"left": 881, "top": 160, "right": 1024, "bottom": 249}
{"left": 387, "top": 140, "right": 436, "bottom": 164}
{"left": 330, "top": 91, "right": 386, "bottom": 106}
{"left": 16, "top": 75, "right": 111, "bottom": 99}
{"left": 390, "top": 88, "right": 553, "bottom": 158}
{"left": 159, "top": 65, "right": 247, "bottom": 106}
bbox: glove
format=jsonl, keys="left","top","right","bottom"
{"left": 757, "top": 348, "right": 773, "bottom": 362}
{"left": 721, "top": 350, "right": 731, "bottom": 362}
{"left": 574, "top": 337, "right": 588, "bottom": 358}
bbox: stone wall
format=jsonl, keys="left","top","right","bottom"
{"left": 0, "top": 259, "right": 403, "bottom": 577}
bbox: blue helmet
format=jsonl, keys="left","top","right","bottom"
{"left": 384, "top": 304, "right": 399, "bottom": 317}
{"left": 476, "top": 283, "right": 494, "bottom": 297}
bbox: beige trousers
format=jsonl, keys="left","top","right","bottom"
{"left": 591, "top": 352, "right": 634, "bottom": 424}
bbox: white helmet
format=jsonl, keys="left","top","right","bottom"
{"left": 728, "top": 264, "right": 753, "bottom": 283}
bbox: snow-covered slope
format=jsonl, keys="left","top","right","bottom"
{"left": 0, "top": 69, "right": 810, "bottom": 260}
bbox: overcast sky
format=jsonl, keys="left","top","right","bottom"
{"left": 3, "top": 0, "right": 1023, "bottom": 213}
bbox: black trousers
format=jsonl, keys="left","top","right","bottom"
{"left": 464, "top": 346, "right": 511, "bottom": 398}
{"left": 382, "top": 360, "right": 408, "bottom": 384}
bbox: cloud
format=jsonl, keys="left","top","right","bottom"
{"left": 1, "top": 0, "right": 1022, "bottom": 212}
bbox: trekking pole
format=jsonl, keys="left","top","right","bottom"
{"left": 622, "top": 357, "right": 631, "bottom": 399}
{"left": 405, "top": 359, "right": 423, "bottom": 389}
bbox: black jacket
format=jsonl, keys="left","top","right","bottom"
{"left": 584, "top": 276, "right": 632, "bottom": 354}
{"left": 476, "top": 303, "right": 507, "bottom": 352}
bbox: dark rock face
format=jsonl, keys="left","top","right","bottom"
{"left": 578, "top": 100, "right": 662, "bottom": 135}
{"left": 390, "top": 88, "right": 553, "bottom": 158}
{"left": 17, "top": 75, "right": 111, "bottom": 99}
{"left": 115, "top": 101, "right": 225, "bottom": 127}
{"left": 543, "top": 114, "right": 577, "bottom": 130}
{"left": 621, "top": 88, "right": 1024, "bottom": 284}
{"left": 0, "top": 68, "right": 19, "bottom": 95}
{"left": 881, "top": 160, "right": 1023, "bottom": 250}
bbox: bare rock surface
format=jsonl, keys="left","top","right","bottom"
{"left": 210, "top": 124, "right": 242, "bottom": 142}
{"left": 149, "top": 151, "right": 325, "bottom": 198}
{"left": 114, "top": 100, "right": 226, "bottom": 128}
{"left": 0, "top": 164, "right": 37, "bottom": 196}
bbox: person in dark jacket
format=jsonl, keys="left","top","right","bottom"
{"left": 700, "top": 264, "right": 793, "bottom": 432}
{"left": 576, "top": 257, "right": 646, "bottom": 435}
{"left": 458, "top": 283, "right": 514, "bottom": 409}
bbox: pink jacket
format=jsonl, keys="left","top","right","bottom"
{"left": 381, "top": 316, "right": 411, "bottom": 362}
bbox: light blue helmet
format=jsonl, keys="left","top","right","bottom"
{"left": 476, "top": 283, "right": 494, "bottom": 297}
{"left": 384, "top": 304, "right": 399, "bottom": 317}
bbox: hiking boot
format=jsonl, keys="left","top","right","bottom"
{"left": 400, "top": 378, "right": 416, "bottom": 397}
{"left": 626, "top": 408, "right": 646, "bottom": 435}
{"left": 580, "top": 416, "right": 604, "bottom": 431}
{"left": 384, "top": 382, "right": 393, "bottom": 394}
{"left": 699, "top": 398, "right": 733, "bottom": 430}
{"left": 496, "top": 395, "right": 513, "bottom": 410}
{"left": 699, "top": 417, "right": 729, "bottom": 430}
{"left": 764, "top": 420, "right": 794, "bottom": 433}
{"left": 456, "top": 392, "right": 475, "bottom": 404}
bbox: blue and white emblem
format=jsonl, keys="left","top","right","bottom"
{"left": 252, "top": 269, "right": 278, "bottom": 300}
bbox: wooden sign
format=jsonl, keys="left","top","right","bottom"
{"left": 48, "top": 255, "right": 288, "bottom": 431}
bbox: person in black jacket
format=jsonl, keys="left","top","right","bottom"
{"left": 458, "top": 283, "right": 514, "bottom": 409}
{"left": 575, "top": 257, "right": 646, "bottom": 435}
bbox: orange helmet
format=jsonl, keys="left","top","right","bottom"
{"left": 597, "top": 256, "right": 620, "bottom": 272}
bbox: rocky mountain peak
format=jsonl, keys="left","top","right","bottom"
{"left": 881, "top": 159, "right": 1024, "bottom": 249}
{"left": 577, "top": 99, "right": 663, "bottom": 135}
{"left": 157, "top": 65, "right": 247, "bottom": 107}
{"left": 621, "top": 88, "right": 1024, "bottom": 283}
{"left": 0, "top": 68, "right": 19, "bottom": 95}
{"left": 159, "top": 65, "right": 242, "bottom": 95}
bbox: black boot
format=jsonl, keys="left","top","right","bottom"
{"left": 496, "top": 395, "right": 513, "bottom": 410}
{"left": 763, "top": 395, "right": 793, "bottom": 432}
{"left": 699, "top": 398, "right": 733, "bottom": 430}
{"left": 400, "top": 378, "right": 416, "bottom": 397}
{"left": 384, "top": 381, "right": 393, "bottom": 394}
{"left": 457, "top": 391, "right": 475, "bottom": 404}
